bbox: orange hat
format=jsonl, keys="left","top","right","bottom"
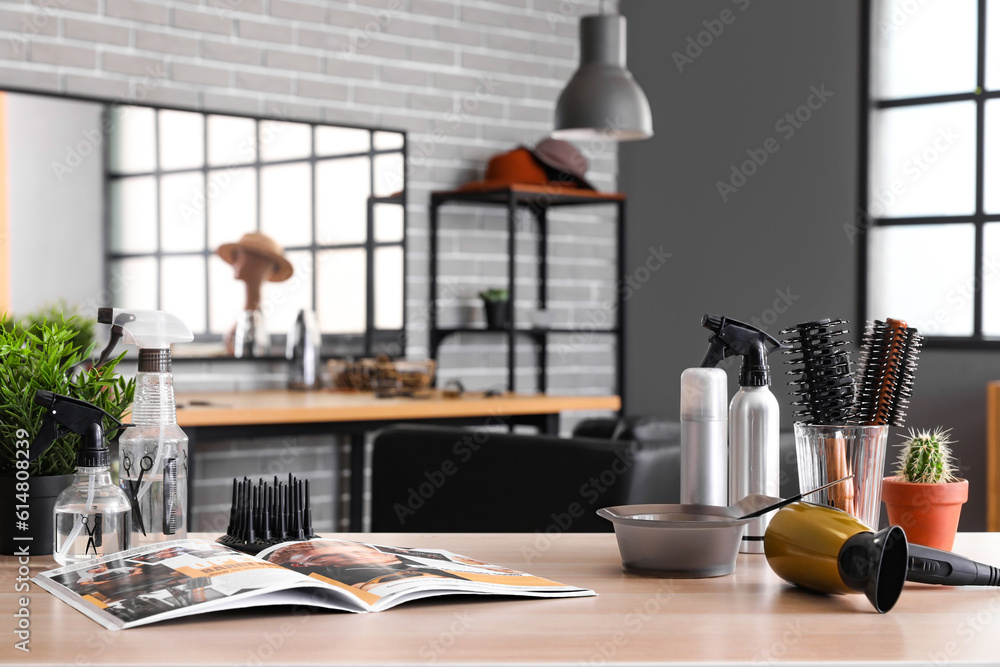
{"left": 459, "top": 139, "right": 595, "bottom": 192}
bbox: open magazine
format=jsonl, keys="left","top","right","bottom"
{"left": 33, "top": 538, "right": 595, "bottom": 631}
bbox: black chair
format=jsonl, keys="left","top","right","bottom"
{"left": 369, "top": 425, "right": 680, "bottom": 533}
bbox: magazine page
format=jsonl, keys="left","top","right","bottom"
{"left": 33, "top": 539, "right": 368, "bottom": 631}
{"left": 256, "top": 539, "right": 595, "bottom": 611}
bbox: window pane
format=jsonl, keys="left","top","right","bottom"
{"left": 261, "top": 163, "right": 312, "bottom": 248}
{"left": 373, "top": 131, "right": 404, "bottom": 150}
{"left": 263, "top": 251, "right": 313, "bottom": 334}
{"left": 208, "top": 254, "right": 245, "bottom": 335}
{"left": 316, "top": 157, "right": 369, "bottom": 245}
{"left": 316, "top": 126, "right": 370, "bottom": 156}
{"left": 981, "top": 224, "right": 1000, "bottom": 337}
{"left": 317, "top": 249, "right": 366, "bottom": 333}
{"left": 208, "top": 167, "right": 256, "bottom": 249}
{"left": 207, "top": 115, "right": 256, "bottom": 167}
{"left": 374, "top": 246, "right": 403, "bottom": 330}
{"left": 875, "top": 0, "right": 978, "bottom": 99}
{"left": 110, "top": 177, "right": 157, "bottom": 253}
{"left": 373, "top": 153, "right": 404, "bottom": 197}
{"left": 161, "top": 256, "right": 206, "bottom": 333}
{"left": 110, "top": 257, "right": 157, "bottom": 309}
{"left": 373, "top": 203, "right": 403, "bottom": 242}
{"left": 986, "top": 0, "right": 1000, "bottom": 91}
{"left": 984, "top": 100, "right": 1000, "bottom": 213}
{"left": 160, "top": 173, "right": 205, "bottom": 252}
{"left": 871, "top": 102, "right": 976, "bottom": 217}
{"left": 109, "top": 106, "right": 155, "bottom": 174}
{"left": 259, "top": 120, "right": 311, "bottom": 162}
{"left": 868, "top": 224, "right": 975, "bottom": 336}
{"left": 158, "top": 110, "right": 204, "bottom": 171}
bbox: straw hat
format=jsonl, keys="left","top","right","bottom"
{"left": 216, "top": 232, "right": 294, "bottom": 282}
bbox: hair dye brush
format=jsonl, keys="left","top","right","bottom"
{"left": 217, "top": 473, "right": 316, "bottom": 555}
{"left": 853, "top": 318, "right": 922, "bottom": 426}
{"left": 780, "top": 319, "right": 856, "bottom": 425}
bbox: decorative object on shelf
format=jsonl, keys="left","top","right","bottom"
{"left": 882, "top": 427, "right": 968, "bottom": 551}
{"left": 216, "top": 232, "right": 294, "bottom": 358}
{"left": 552, "top": 10, "right": 652, "bottom": 141}
{"left": 217, "top": 474, "right": 316, "bottom": 555}
{"left": 328, "top": 357, "right": 436, "bottom": 396}
{"left": 459, "top": 139, "right": 595, "bottom": 193}
{"left": 287, "top": 309, "right": 321, "bottom": 390}
{"left": 0, "top": 316, "right": 134, "bottom": 555}
{"left": 479, "top": 288, "right": 510, "bottom": 331}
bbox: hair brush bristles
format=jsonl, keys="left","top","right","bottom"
{"left": 852, "top": 318, "right": 922, "bottom": 426}
{"left": 780, "top": 319, "right": 856, "bottom": 425}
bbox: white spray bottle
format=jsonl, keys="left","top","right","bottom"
{"left": 96, "top": 308, "right": 193, "bottom": 546}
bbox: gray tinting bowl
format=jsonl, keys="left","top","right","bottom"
{"left": 597, "top": 503, "right": 752, "bottom": 578}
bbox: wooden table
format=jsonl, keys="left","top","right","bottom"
{"left": 175, "top": 390, "right": 621, "bottom": 530}
{"left": 6, "top": 532, "right": 1000, "bottom": 666}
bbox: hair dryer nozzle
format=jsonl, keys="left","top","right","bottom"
{"left": 838, "top": 525, "right": 908, "bottom": 614}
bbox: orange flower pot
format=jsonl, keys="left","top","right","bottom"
{"left": 881, "top": 477, "right": 968, "bottom": 551}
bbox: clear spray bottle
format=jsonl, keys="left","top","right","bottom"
{"left": 28, "top": 391, "right": 132, "bottom": 566}
{"left": 95, "top": 308, "right": 193, "bottom": 547}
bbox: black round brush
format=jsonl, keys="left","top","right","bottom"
{"left": 853, "top": 318, "right": 922, "bottom": 426}
{"left": 780, "top": 319, "right": 856, "bottom": 425}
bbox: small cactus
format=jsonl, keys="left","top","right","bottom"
{"left": 895, "top": 427, "right": 958, "bottom": 484}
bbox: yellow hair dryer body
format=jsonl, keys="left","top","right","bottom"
{"left": 764, "top": 502, "right": 908, "bottom": 613}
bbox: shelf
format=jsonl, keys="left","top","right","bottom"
{"left": 431, "top": 185, "right": 625, "bottom": 208}
{"left": 430, "top": 326, "right": 620, "bottom": 349}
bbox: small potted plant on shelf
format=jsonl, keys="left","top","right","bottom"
{"left": 0, "top": 314, "right": 134, "bottom": 555}
{"left": 479, "top": 288, "right": 510, "bottom": 331}
{"left": 882, "top": 427, "right": 968, "bottom": 551}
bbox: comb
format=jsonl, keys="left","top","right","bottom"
{"left": 217, "top": 473, "right": 317, "bottom": 555}
{"left": 852, "top": 318, "right": 922, "bottom": 426}
{"left": 780, "top": 319, "right": 856, "bottom": 425}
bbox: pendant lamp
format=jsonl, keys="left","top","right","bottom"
{"left": 552, "top": 13, "right": 653, "bottom": 141}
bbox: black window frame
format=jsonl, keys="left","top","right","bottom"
{"left": 102, "top": 104, "right": 408, "bottom": 360}
{"left": 858, "top": 0, "right": 1000, "bottom": 348}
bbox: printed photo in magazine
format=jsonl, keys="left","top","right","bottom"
{"left": 33, "top": 538, "right": 595, "bottom": 630}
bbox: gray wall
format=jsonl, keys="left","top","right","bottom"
{"left": 621, "top": 0, "right": 990, "bottom": 530}
{"left": 6, "top": 93, "right": 104, "bottom": 314}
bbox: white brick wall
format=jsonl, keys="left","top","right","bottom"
{"left": 0, "top": 0, "right": 620, "bottom": 399}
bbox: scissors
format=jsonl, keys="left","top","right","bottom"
{"left": 123, "top": 454, "right": 153, "bottom": 536}
{"left": 81, "top": 515, "right": 100, "bottom": 557}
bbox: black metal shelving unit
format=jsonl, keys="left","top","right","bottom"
{"left": 429, "top": 185, "right": 627, "bottom": 408}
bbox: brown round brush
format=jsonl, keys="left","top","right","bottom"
{"left": 853, "top": 318, "right": 922, "bottom": 427}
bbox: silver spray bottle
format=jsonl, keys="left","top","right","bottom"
{"left": 698, "top": 315, "right": 784, "bottom": 553}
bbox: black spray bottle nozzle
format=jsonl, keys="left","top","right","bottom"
{"left": 29, "top": 391, "right": 122, "bottom": 466}
{"left": 95, "top": 308, "right": 136, "bottom": 369}
{"left": 699, "top": 314, "right": 786, "bottom": 387}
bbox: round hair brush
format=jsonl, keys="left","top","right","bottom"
{"left": 779, "top": 319, "right": 856, "bottom": 425}
{"left": 852, "top": 318, "right": 922, "bottom": 427}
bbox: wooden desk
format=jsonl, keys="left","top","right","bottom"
{"left": 6, "top": 532, "right": 1000, "bottom": 666}
{"left": 987, "top": 382, "right": 1000, "bottom": 531}
{"left": 175, "top": 390, "right": 620, "bottom": 428}
{"left": 175, "top": 390, "right": 621, "bottom": 530}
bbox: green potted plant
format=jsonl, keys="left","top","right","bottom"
{"left": 882, "top": 427, "right": 968, "bottom": 551}
{"left": 0, "top": 315, "right": 134, "bottom": 555}
{"left": 479, "top": 288, "right": 510, "bottom": 330}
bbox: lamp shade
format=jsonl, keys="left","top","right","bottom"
{"left": 552, "top": 14, "right": 653, "bottom": 141}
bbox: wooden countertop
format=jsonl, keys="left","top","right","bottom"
{"left": 6, "top": 532, "right": 1000, "bottom": 665}
{"left": 174, "top": 390, "right": 621, "bottom": 427}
